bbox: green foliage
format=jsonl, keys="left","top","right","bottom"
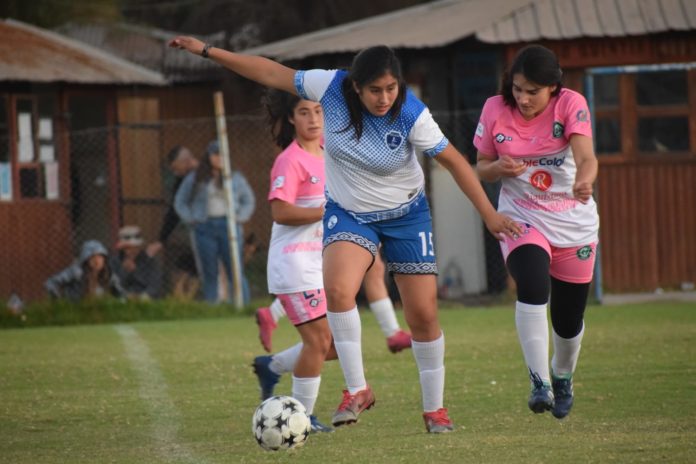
{"left": 1, "top": 303, "right": 694, "bottom": 463}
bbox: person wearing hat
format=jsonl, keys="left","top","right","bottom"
{"left": 44, "top": 240, "right": 124, "bottom": 302}
{"left": 111, "top": 225, "right": 162, "bottom": 300}
{"left": 174, "top": 140, "right": 256, "bottom": 304}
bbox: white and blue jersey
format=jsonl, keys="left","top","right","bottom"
{"left": 295, "top": 69, "right": 448, "bottom": 220}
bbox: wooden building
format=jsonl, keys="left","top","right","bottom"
{"left": 0, "top": 19, "right": 173, "bottom": 300}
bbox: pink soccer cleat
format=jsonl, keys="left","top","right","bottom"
{"left": 387, "top": 329, "right": 412, "bottom": 353}
{"left": 255, "top": 306, "right": 277, "bottom": 353}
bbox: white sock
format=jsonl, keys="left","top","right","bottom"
{"left": 326, "top": 308, "right": 366, "bottom": 394}
{"left": 292, "top": 375, "right": 321, "bottom": 416}
{"left": 411, "top": 333, "right": 445, "bottom": 412}
{"left": 515, "top": 301, "right": 550, "bottom": 385}
{"left": 269, "top": 298, "right": 286, "bottom": 323}
{"left": 551, "top": 323, "right": 585, "bottom": 377}
{"left": 269, "top": 342, "right": 303, "bottom": 375}
{"left": 369, "top": 297, "right": 399, "bottom": 338}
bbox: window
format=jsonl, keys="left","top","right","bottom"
{"left": 11, "top": 95, "right": 59, "bottom": 200}
{"left": 0, "top": 96, "right": 10, "bottom": 200}
{"left": 589, "top": 65, "right": 695, "bottom": 160}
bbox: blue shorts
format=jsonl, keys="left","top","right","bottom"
{"left": 323, "top": 196, "right": 438, "bottom": 275}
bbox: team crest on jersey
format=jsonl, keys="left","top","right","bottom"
{"left": 310, "top": 175, "right": 320, "bottom": 184}
{"left": 577, "top": 245, "right": 593, "bottom": 260}
{"left": 272, "top": 175, "right": 285, "bottom": 190}
{"left": 495, "top": 133, "right": 512, "bottom": 143}
{"left": 576, "top": 109, "right": 588, "bottom": 122}
{"left": 385, "top": 131, "right": 403, "bottom": 150}
{"left": 327, "top": 215, "right": 338, "bottom": 230}
{"left": 552, "top": 122, "right": 565, "bottom": 138}
{"left": 529, "top": 170, "right": 552, "bottom": 191}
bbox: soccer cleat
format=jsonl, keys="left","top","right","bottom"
{"left": 252, "top": 355, "right": 280, "bottom": 400}
{"left": 423, "top": 408, "right": 454, "bottom": 433}
{"left": 331, "top": 386, "right": 376, "bottom": 426}
{"left": 551, "top": 373, "right": 574, "bottom": 419}
{"left": 528, "top": 369, "right": 554, "bottom": 413}
{"left": 255, "top": 306, "right": 277, "bottom": 353}
{"left": 309, "top": 415, "right": 334, "bottom": 433}
{"left": 386, "top": 329, "right": 412, "bottom": 353}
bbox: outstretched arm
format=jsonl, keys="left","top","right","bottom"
{"left": 435, "top": 144, "right": 522, "bottom": 240}
{"left": 168, "top": 36, "right": 297, "bottom": 95}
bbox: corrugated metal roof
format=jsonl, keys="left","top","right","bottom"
{"left": 0, "top": 19, "right": 166, "bottom": 85}
{"left": 242, "top": 0, "right": 696, "bottom": 60}
{"left": 241, "top": 0, "right": 532, "bottom": 59}
{"left": 475, "top": 0, "right": 696, "bottom": 43}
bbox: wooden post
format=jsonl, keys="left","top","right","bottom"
{"left": 213, "top": 91, "right": 243, "bottom": 309}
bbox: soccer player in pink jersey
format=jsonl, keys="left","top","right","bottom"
{"left": 251, "top": 90, "right": 334, "bottom": 433}
{"left": 474, "top": 45, "right": 599, "bottom": 419}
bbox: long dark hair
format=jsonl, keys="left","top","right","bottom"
{"left": 264, "top": 89, "right": 301, "bottom": 149}
{"left": 501, "top": 44, "right": 563, "bottom": 108}
{"left": 340, "top": 45, "right": 407, "bottom": 140}
{"left": 81, "top": 257, "right": 111, "bottom": 296}
{"left": 191, "top": 150, "right": 222, "bottom": 188}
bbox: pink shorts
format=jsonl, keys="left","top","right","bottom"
{"left": 500, "top": 223, "right": 597, "bottom": 284}
{"left": 277, "top": 289, "right": 327, "bottom": 326}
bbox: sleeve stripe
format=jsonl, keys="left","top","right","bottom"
{"left": 424, "top": 137, "right": 449, "bottom": 157}
{"left": 294, "top": 71, "right": 309, "bottom": 100}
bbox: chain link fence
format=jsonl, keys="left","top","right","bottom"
{"left": 3, "top": 110, "right": 510, "bottom": 305}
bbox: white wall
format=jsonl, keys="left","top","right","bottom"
{"left": 430, "top": 161, "right": 487, "bottom": 297}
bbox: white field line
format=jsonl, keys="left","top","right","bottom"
{"left": 115, "top": 325, "right": 208, "bottom": 464}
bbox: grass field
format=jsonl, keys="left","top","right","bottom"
{"left": 1, "top": 302, "right": 694, "bottom": 463}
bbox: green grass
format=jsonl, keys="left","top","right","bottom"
{"left": 1, "top": 302, "right": 694, "bottom": 463}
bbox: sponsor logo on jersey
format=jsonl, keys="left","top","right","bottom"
{"left": 529, "top": 170, "right": 552, "bottom": 192}
{"left": 385, "top": 131, "right": 403, "bottom": 150}
{"left": 272, "top": 175, "right": 285, "bottom": 190}
{"left": 576, "top": 245, "right": 593, "bottom": 260}
{"left": 495, "top": 133, "right": 513, "bottom": 143}
{"left": 475, "top": 122, "right": 484, "bottom": 137}
{"left": 522, "top": 155, "right": 566, "bottom": 168}
{"left": 327, "top": 215, "right": 338, "bottom": 230}
{"left": 552, "top": 121, "right": 564, "bottom": 138}
{"left": 576, "top": 109, "right": 588, "bottom": 122}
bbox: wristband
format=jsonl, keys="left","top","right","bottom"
{"left": 201, "top": 43, "right": 213, "bottom": 58}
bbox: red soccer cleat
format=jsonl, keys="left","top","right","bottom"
{"left": 387, "top": 329, "right": 412, "bottom": 353}
{"left": 331, "top": 386, "right": 376, "bottom": 427}
{"left": 422, "top": 408, "right": 454, "bottom": 433}
{"left": 255, "top": 306, "right": 277, "bottom": 353}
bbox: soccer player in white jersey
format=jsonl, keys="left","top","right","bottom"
{"left": 168, "top": 37, "right": 520, "bottom": 433}
{"left": 474, "top": 45, "right": 600, "bottom": 419}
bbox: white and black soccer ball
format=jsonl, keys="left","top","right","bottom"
{"left": 252, "top": 395, "right": 311, "bottom": 451}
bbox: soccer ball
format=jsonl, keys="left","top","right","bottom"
{"left": 252, "top": 395, "right": 311, "bottom": 451}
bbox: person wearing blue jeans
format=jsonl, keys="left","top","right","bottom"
{"left": 175, "top": 140, "right": 255, "bottom": 304}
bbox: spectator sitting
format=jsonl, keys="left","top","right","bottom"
{"left": 111, "top": 225, "right": 163, "bottom": 300}
{"left": 44, "top": 240, "right": 124, "bottom": 302}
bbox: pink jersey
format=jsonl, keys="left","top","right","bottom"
{"left": 474, "top": 89, "right": 599, "bottom": 247}
{"left": 267, "top": 140, "right": 325, "bottom": 294}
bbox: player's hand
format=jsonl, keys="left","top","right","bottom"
{"left": 167, "top": 36, "right": 205, "bottom": 56}
{"left": 496, "top": 155, "right": 527, "bottom": 178}
{"left": 573, "top": 181, "right": 593, "bottom": 204}
{"left": 484, "top": 212, "right": 523, "bottom": 241}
